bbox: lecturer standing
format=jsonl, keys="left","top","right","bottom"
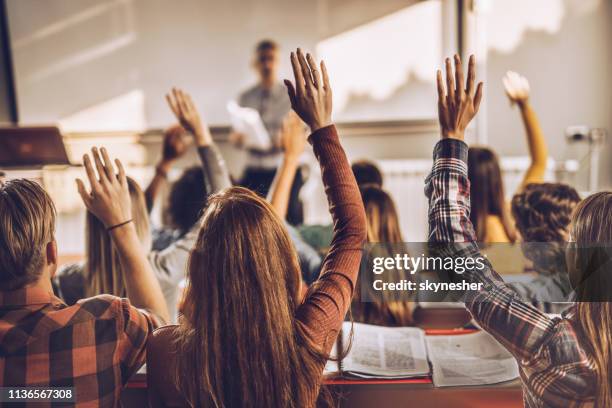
{"left": 231, "top": 39, "right": 304, "bottom": 224}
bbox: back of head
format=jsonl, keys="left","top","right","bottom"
{"left": 352, "top": 160, "right": 383, "bottom": 187}
{"left": 354, "top": 184, "right": 413, "bottom": 326}
{"left": 360, "top": 184, "right": 402, "bottom": 243}
{"left": 570, "top": 191, "right": 612, "bottom": 406}
{"left": 511, "top": 183, "right": 580, "bottom": 275}
{"left": 468, "top": 146, "right": 513, "bottom": 242}
{"left": 167, "top": 166, "right": 207, "bottom": 234}
{"left": 85, "top": 177, "right": 150, "bottom": 297}
{"left": 0, "top": 179, "right": 56, "bottom": 290}
{"left": 176, "top": 186, "right": 324, "bottom": 407}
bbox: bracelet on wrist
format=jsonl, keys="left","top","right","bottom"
{"left": 107, "top": 219, "right": 133, "bottom": 232}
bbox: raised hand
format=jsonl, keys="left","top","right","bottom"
{"left": 284, "top": 48, "right": 332, "bottom": 133}
{"left": 76, "top": 147, "right": 131, "bottom": 228}
{"left": 503, "top": 71, "right": 530, "bottom": 106}
{"left": 166, "top": 88, "right": 212, "bottom": 146}
{"left": 437, "top": 54, "right": 483, "bottom": 141}
{"left": 280, "top": 111, "right": 307, "bottom": 160}
{"left": 162, "top": 124, "right": 188, "bottom": 162}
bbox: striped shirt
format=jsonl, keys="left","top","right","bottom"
{"left": 425, "top": 138, "right": 597, "bottom": 408}
{"left": 0, "top": 286, "right": 158, "bottom": 407}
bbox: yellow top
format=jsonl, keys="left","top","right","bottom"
{"left": 485, "top": 101, "right": 548, "bottom": 244}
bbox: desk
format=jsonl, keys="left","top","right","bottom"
{"left": 122, "top": 375, "right": 522, "bottom": 407}
{"left": 121, "top": 327, "right": 523, "bottom": 407}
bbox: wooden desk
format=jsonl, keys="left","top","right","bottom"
{"left": 121, "top": 375, "right": 522, "bottom": 407}
{"left": 121, "top": 326, "right": 523, "bottom": 407}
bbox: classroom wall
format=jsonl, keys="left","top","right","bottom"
{"left": 483, "top": 0, "right": 612, "bottom": 189}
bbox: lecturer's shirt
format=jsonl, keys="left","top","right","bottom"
{"left": 238, "top": 82, "right": 291, "bottom": 169}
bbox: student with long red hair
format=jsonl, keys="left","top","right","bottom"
{"left": 146, "top": 49, "right": 366, "bottom": 407}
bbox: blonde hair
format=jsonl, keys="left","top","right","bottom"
{"left": 0, "top": 179, "right": 56, "bottom": 290}
{"left": 352, "top": 184, "right": 414, "bottom": 326}
{"left": 83, "top": 177, "right": 151, "bottom": 297}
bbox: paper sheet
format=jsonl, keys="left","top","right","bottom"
{"left": 227, "top": 101, "right": 271, "bottom": 150}
{"left": 426, "top": 331, "right": 519, "bottom": 387}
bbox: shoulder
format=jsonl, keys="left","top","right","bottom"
{"left": 75, "top": 295, "right": 156, "bottom": 330}
{"left": 151, "top": 324, "right": 180, "bottom": 345}
{"left": 239, "top": 84, "right": 261, "bottom": 102}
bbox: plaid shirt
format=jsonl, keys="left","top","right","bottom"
{"left": 0, "top": 286, "right": 158, "bottom": 407}
{"left": 425, "top": 139, "right": 597, "bottom": 408}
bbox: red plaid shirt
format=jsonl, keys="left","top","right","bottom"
{"left": 426, "top": 139, "right": 598, "bottom": 408}
{"left": 0, "top": 286, "right": 158, "bottom": 407}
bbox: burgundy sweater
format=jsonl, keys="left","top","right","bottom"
{"left": 146, "top": 125, "right": 366, "bottom": 406}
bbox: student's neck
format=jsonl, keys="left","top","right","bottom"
{"left": 28, "top": 276, "right": 54, "bottom": 295}
{"left": 260, "top": 78, "right": 275, "bottom": 90}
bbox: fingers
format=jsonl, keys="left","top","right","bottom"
{"left": 290, "top": 51, "right": 305, "bottom": 96}
{"left": 320, "top": 60, "right": 330, "bottom": 92}
{"left": 296, "top": 49, "right": 314, "bottom": 93}
{"left": 75, "top": 179, "right": 91, "bottom": 206}
{"left": 284, "top": 79, "right": 297, "bottom": 109}
{"left": 474, "top": 82, "right": 484, "bottom": 113}
{"left": 115, "top": 158, "right": 127, "bottom": 186}
{"left": 166, "top": 92, "right": 180, "bottom": 117}
{"left": 83, "top": 154, "right": 101, "bottom": 192}
{"left": 91, "top": 148, "right": 108, "bottom": 185}
{"left": 445, "top": 58, "right": 455, "bottom": 104}
{"left": 100, "top": 147, "right": 116, "bottom": 182}
{"left": 466, "top": 55, "right": 476, "bottom": 97}
{"left": 436, "top": 69, "right": 446, "bottom": 103}
{"left": 454, "top": 54, "right": 465, "bottom": 101}
{"left": 306, "top": 53, "right": 321, "bottom": 89}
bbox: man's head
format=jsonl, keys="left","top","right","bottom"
{"left": 0, "top": 179, "right": 57, "bottom": 290}
{"left": 253, "top": 39, "right": 279, "bottom": 86}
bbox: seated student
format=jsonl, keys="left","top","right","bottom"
{"left": 509, "top": 182, "right": 580, "bottom": 313}
{"left": 352, "top": 184, "right": 415, "bottom": 326}
{"left": 268, "top": 111, "right": 323, "bottom": 284}
{"left": 144, "top": 124, "right": 210, "bottom": 251}
{"left": 468, "top": 71, "right": 548, "bottom": 243}
{"left": 428, "top": 54, "right": 610, "bottom": 406}
{"left": 298, "top": 159, "right": 384, "bottom": 253}
{"left": 0, "top": 150, "right": 168, "bottom": 405}
{"left": 352, "top": 160, "right": 384, "bottom": 187}
{"left": 54, "top": 88, "right": 230, "bottom": 321}
{"left": 146, "top": 49, "right": 367, "bottom": 407}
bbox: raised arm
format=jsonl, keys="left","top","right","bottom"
{"left": 427, "top": 55, "right": 556, "bottom": 362}
{"left": 144, "top": 124, "right": 188, "bottom": 212}
{"left": 285, "top": 49, "right": 366, "bottom": 352}
{"left": 76, "top": 147, "right": 170, "bottom": 324}
{"left": 267, "top": 111, "right": 308, "bottom": 219}
{"left": 503, "top": 71, "right": 548, "bottom": 190}
{"left": 147, "top": 89, "right": 232, "bottom": 288}
{"left": 166, "top": 87, "right": 231, "bottom": 193}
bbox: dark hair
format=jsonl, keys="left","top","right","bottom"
{"left": 168, "top": 167, "right": 207, "bottom": 234}
{"left": 512, "top": 183, "right": 580, "bottom": 242}
{"left": 468, "top": 147, "right": 515, "bottom": 242}
{"left": 352, "top": 160, "right": 383, "bottom": 187}
{"left": 255, "top": 39, "right": 278, "bottom": 54}
{"left": 0, "top": 179, "right": 56, "bottom": 290}
{"left": 511, "top": 183, "right": 580, "bottom": 275}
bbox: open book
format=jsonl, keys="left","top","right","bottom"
{"left": 426, "top": 331, "right": 519, "bottom": 387}
{"left": 326, "top": 322, "right": 518, "bottom": 387}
